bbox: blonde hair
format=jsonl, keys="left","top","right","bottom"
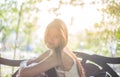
{"left": 44, "top": 19, "right": 85, "bottom": 77}
{"left": 44, "top": 19, "right": 68, "bottom": 50}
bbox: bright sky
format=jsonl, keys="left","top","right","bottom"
{"left": 33, "top": 0, "right": 103, "bottom": 36}
{"left": 15, "top": 0, "right": 104, "bottom": 40}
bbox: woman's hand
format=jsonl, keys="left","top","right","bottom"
{"left": 15, "top": 60, "right": 28, "bottom": 77}
{"left": 16, "top": 63, "right": 47, "bottom": 77}
{"left": 16, "top": 62, "right": 39, "bottom": 77}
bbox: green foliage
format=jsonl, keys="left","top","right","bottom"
{"left": 12, "top": 8, "right": 18, "bottom": 13}
{"left": 116, "top": 28, "right": 120, "bottom": 39}
{"left": 5, "top": 75, "right": 9, "bottom": 77}
{"left": 0, "top": 0, "right": 120, "bottom": 76}
{"left": 105, "top": 1, "right": 120, "bottom": 18}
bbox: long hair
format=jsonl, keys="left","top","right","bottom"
{"left": 69, "top": 50, "right": 86, "bottom": 77}
{"left": 44, "top": 19, "right": 68, "bottom": 50}
{"left": 64, "top": 47, "right": 86, "bottom": 77}
{"left": 44, "top": 19, "right": 85, "bottom": 77}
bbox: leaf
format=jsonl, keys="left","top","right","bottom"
{"left": 12, "top": 8, "right": 18, "bottom": 13}
{"left": 116, "top": 28, "right": 120, "bottom": 39}
{"left": 0, "top": 13, "right": 5, "bottom": 19}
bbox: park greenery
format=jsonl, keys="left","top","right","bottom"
{"left": 0, "top": 0, "right": 120, "bottom": 76}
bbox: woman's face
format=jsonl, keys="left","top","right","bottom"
{"left": 45, "top": 28, "right": 60, "bottom": 49}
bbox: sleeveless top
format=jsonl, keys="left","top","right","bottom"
{"left": 55, "top": 57, "right": 79, "bottom": 77}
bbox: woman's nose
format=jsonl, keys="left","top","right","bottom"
{"left": 48, "top": 36, "right": 53, "bottom": 42}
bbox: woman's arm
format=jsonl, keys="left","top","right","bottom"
{"left": 0, "top": 57, "right": 23, "bottom": 66}
{"left": 18, "top": 52, "right": 58, "bottom": 77}
{"left": 26, "top": 50, "right": 50, "bottom": 65}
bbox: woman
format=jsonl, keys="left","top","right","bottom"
{"left": 17, "top": 19, "right": 85, "bottom": 77}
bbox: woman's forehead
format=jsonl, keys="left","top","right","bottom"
{"left": 47, "top": 28, "right": 59, "bottom": 34}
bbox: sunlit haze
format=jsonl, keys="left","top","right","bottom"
{"left": 31, "top": 0, "right": 103, "bottom": 39}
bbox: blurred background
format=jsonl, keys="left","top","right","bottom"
{"left": 0, "top": 0, "right": 120, "bottom": 76}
